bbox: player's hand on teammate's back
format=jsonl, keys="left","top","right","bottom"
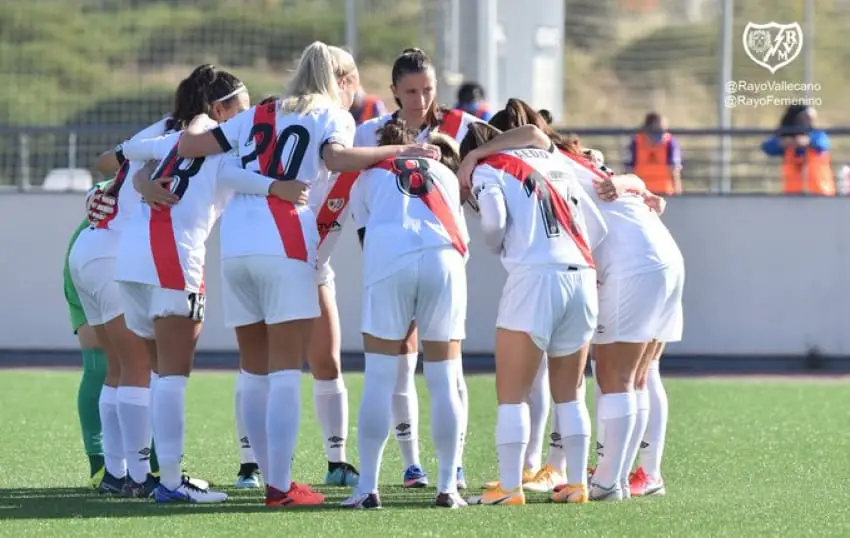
{"left": 643, "top": 192, "right": 667, "bottom": 214}
{"left": 138, "top": 177, "right": 179, "bottom": 210}
{"left": 399, "top": 143, "right": 441, "bottom": 161}
{"left": 86, "top": 189, "right": 116, "bottom": 225}
{"left": 269, "top": 180, "right": 310, "bottom": 206}
{"left": 593, "top": 177, "right": 620, "bottom": 202}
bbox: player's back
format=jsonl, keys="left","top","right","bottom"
{"left": 220, "top": 101, "right": 351, "bottom": 259}
{"left": 113, "top": 117, "right": 174, "bottom": 232}
{"left": 558, "top": 149, "right": 680, "bottom": 280}
{"left": 473, "top": 148, "right": 605, "bottom": 273}
{"left": 117, "top": 131, "right": 228, "bottom": 291}
{"left": 351, "top": 156, "right": 468, "bottom": 285}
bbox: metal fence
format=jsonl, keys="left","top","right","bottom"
{"left": 3, "top": 125, "right": 849, "bottom": 194}
{"left": 2, "top": 0, "right": 849, "bottom": 192}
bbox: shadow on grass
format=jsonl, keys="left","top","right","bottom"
{"left": 0, "top": 485, "right": 540, "bottom": 519}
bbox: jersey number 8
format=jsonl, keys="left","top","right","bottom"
{"left": 393, "top": 158, "right": 436, "bottom": 198}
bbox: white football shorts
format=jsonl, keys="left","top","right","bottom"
{"left": 118, "top": 281, "right": 203, "bottom": 339}
{"left": 69, "top": 256, "right": 123, "bottom": 326}
{"left": 362, "top": 247, "right": 466, "bottom": 341}
{"left": 222, "top": 255, "right": 320, "bottom": 328}
{"left": 593, "top": 264, "right": 685, "bottom": 345}
{"left": 497, "top": 267, "right": 598, "bottom": 357}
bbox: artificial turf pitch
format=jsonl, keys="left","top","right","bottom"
{"left": 0, "top": 370, "right": 847, "bottom": 537}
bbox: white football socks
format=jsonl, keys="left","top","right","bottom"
{"left": 234, "top": 371, "right": 257, "bottom": 465}
{"left": 266, "top": 370, "right": 301, "bottom": 493}
{"left": 526, "top": 358, "right": 551, "bottom": 471}
{"left": 239, "top": 371, "right": 269, "bottom": 476}
{"left": 496, "top": 403, "right": 530, "bottom": 491}
{"left": 151, "top": 375, "right": 187, "bottom": 490}
{"left": 314, "top": 377, "right": 349, "bottom": 463}
{"left": 640, "top": 361, "right": 669, "bottom": 477}
{"left": 424, "top": 360, "right": 463, "bottom": 494}
{"left": 357, "top": 353, "right": 397, "bottom": 494}
{"left": 392, "top": 352, "right": 421, "bottom": 469}
{"left": 99, "top": 385, "right": 126, "bottom": 479}
{"left": 116, "top": 385, "right": 152, "bottom": 483}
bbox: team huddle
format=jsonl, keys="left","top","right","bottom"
{"left": 62, "top": 42, "right": 683, "bottom": 509}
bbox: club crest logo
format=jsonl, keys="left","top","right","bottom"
{"left": 743, "top": 22, "right": 803, "bottom": 74}
{"left": 326, "top": 198, "right": 344, "bottom": 212}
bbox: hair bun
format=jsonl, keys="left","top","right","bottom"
{"left": 538, "top": 109, "right": 554, "bottom": 124}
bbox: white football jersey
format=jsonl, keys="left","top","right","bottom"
{"left": 70, "top": 118, "right": 172, "bottom": 266}
{"left": 354, "top": 108, "right": 481, "bottom": 148}
{"left": 349, "top": 157, "right": 469, "bottom": 286}
{"left": 308, "top": 108, "right": 482, "bottom": 267}
{"left": 558, "top": 150, "right": 683, "bottom": 281}
{"left": 212, "top": 100, "right": 353, "bottom": 261}
{"left": 472, "top": 148, "right": 607, "bottom": 273}
{"left": 114, "top": 131, "right": 237, "bottom": 293}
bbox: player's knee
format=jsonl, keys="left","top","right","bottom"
{"left": 309, "top": 355, "right": 341, "bottom": 380}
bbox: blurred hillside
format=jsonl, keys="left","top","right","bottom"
{"left": 0, "top": 0, "right": 845, "bottom": 128}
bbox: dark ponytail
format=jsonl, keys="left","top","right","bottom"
{"left": 377, "top": 116, "right": 416, "bottom": 146}
{"left": 166, "top": 64, "right": 244, "bottom": 131}
{"left": 459, "top": 122, "right": 503, "bottom": 160}
{"left": 489, "top": 97, "right": 570, "bottom": 152}
{"left": 391, "top": 48, "right": 442, "bottom": 128}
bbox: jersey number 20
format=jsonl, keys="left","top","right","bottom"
{"left": 242, "top": 124, "right": 311, "bottom": 181}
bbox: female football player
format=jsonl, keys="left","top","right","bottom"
{"left": 345, "top": 48, "right": 482, "bottom": 489}
{"left": 341, "top": 120, "right": 468, "bottom": 509}
{"left": 175, "top": 41, "right": 439, "bottom": 506}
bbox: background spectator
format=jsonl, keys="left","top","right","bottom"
{"left": 350, "top": 86, "right": 388, "bottom": 125}
{"left": 454, "top": 82, "right": 493, "bottom": 121}
{"left": 761, "top": 105, "right": 834, "bottom": 195}
{"left": 626, "top": 112, "right": 683, "bottom": 195}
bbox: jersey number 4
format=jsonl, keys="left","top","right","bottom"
{"left": 242, "top": 124, "right": 311, "bottom": 180}
{"left": 522, "top": 171, "right": 580, "bottom": 239}
{"left": 152, "top": 146, "right": 205, "bottom": 200}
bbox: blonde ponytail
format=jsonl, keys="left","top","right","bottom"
{"left": 281, "top": 41, "right": 356, "bottom": 114}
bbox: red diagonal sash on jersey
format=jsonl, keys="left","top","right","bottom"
{"left": 96, "top": 160, "right": 130, "bottom": 230}
{"left": 149, "top": 142, "right": 187, "bottom": 290}
{"left": 373, "top": 158, "right": 468, "bottom": 256}
{"left": 560, "top": 148, "right": 645, "bottom": 198}
{"left": 439, "top": 109, "right": 464, "bottom": 139}
{"left": 480, "top": 153, "right": 594, "bottom": 267}
{"left": 316, "top": 170, "right": 361, "bottom": 246}
{"left": 253, "top": 102, "right": 308, "bottom": 262}
{"left": 558, "top": 149, "right": 612, "bottom": 180}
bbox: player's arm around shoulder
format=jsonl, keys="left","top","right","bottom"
{"left": 348, "top": 176, "right": 370, "bottom": 249}
{"left": 471, "top": 165, "right": 508, "bottom": 254}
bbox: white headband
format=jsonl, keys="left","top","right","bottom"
{"left": 214, "top": 84, "right": 247, "bottom": 103}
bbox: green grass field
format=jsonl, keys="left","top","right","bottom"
{"left": 1, "top": 371, "right": 848, "bottom": 537}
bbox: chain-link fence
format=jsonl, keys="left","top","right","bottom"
{"left": 0, "top": 0, "right": 432, "bottom": 187}
{"left": 1, "top": 0, "right": 848, "bottom": 191}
